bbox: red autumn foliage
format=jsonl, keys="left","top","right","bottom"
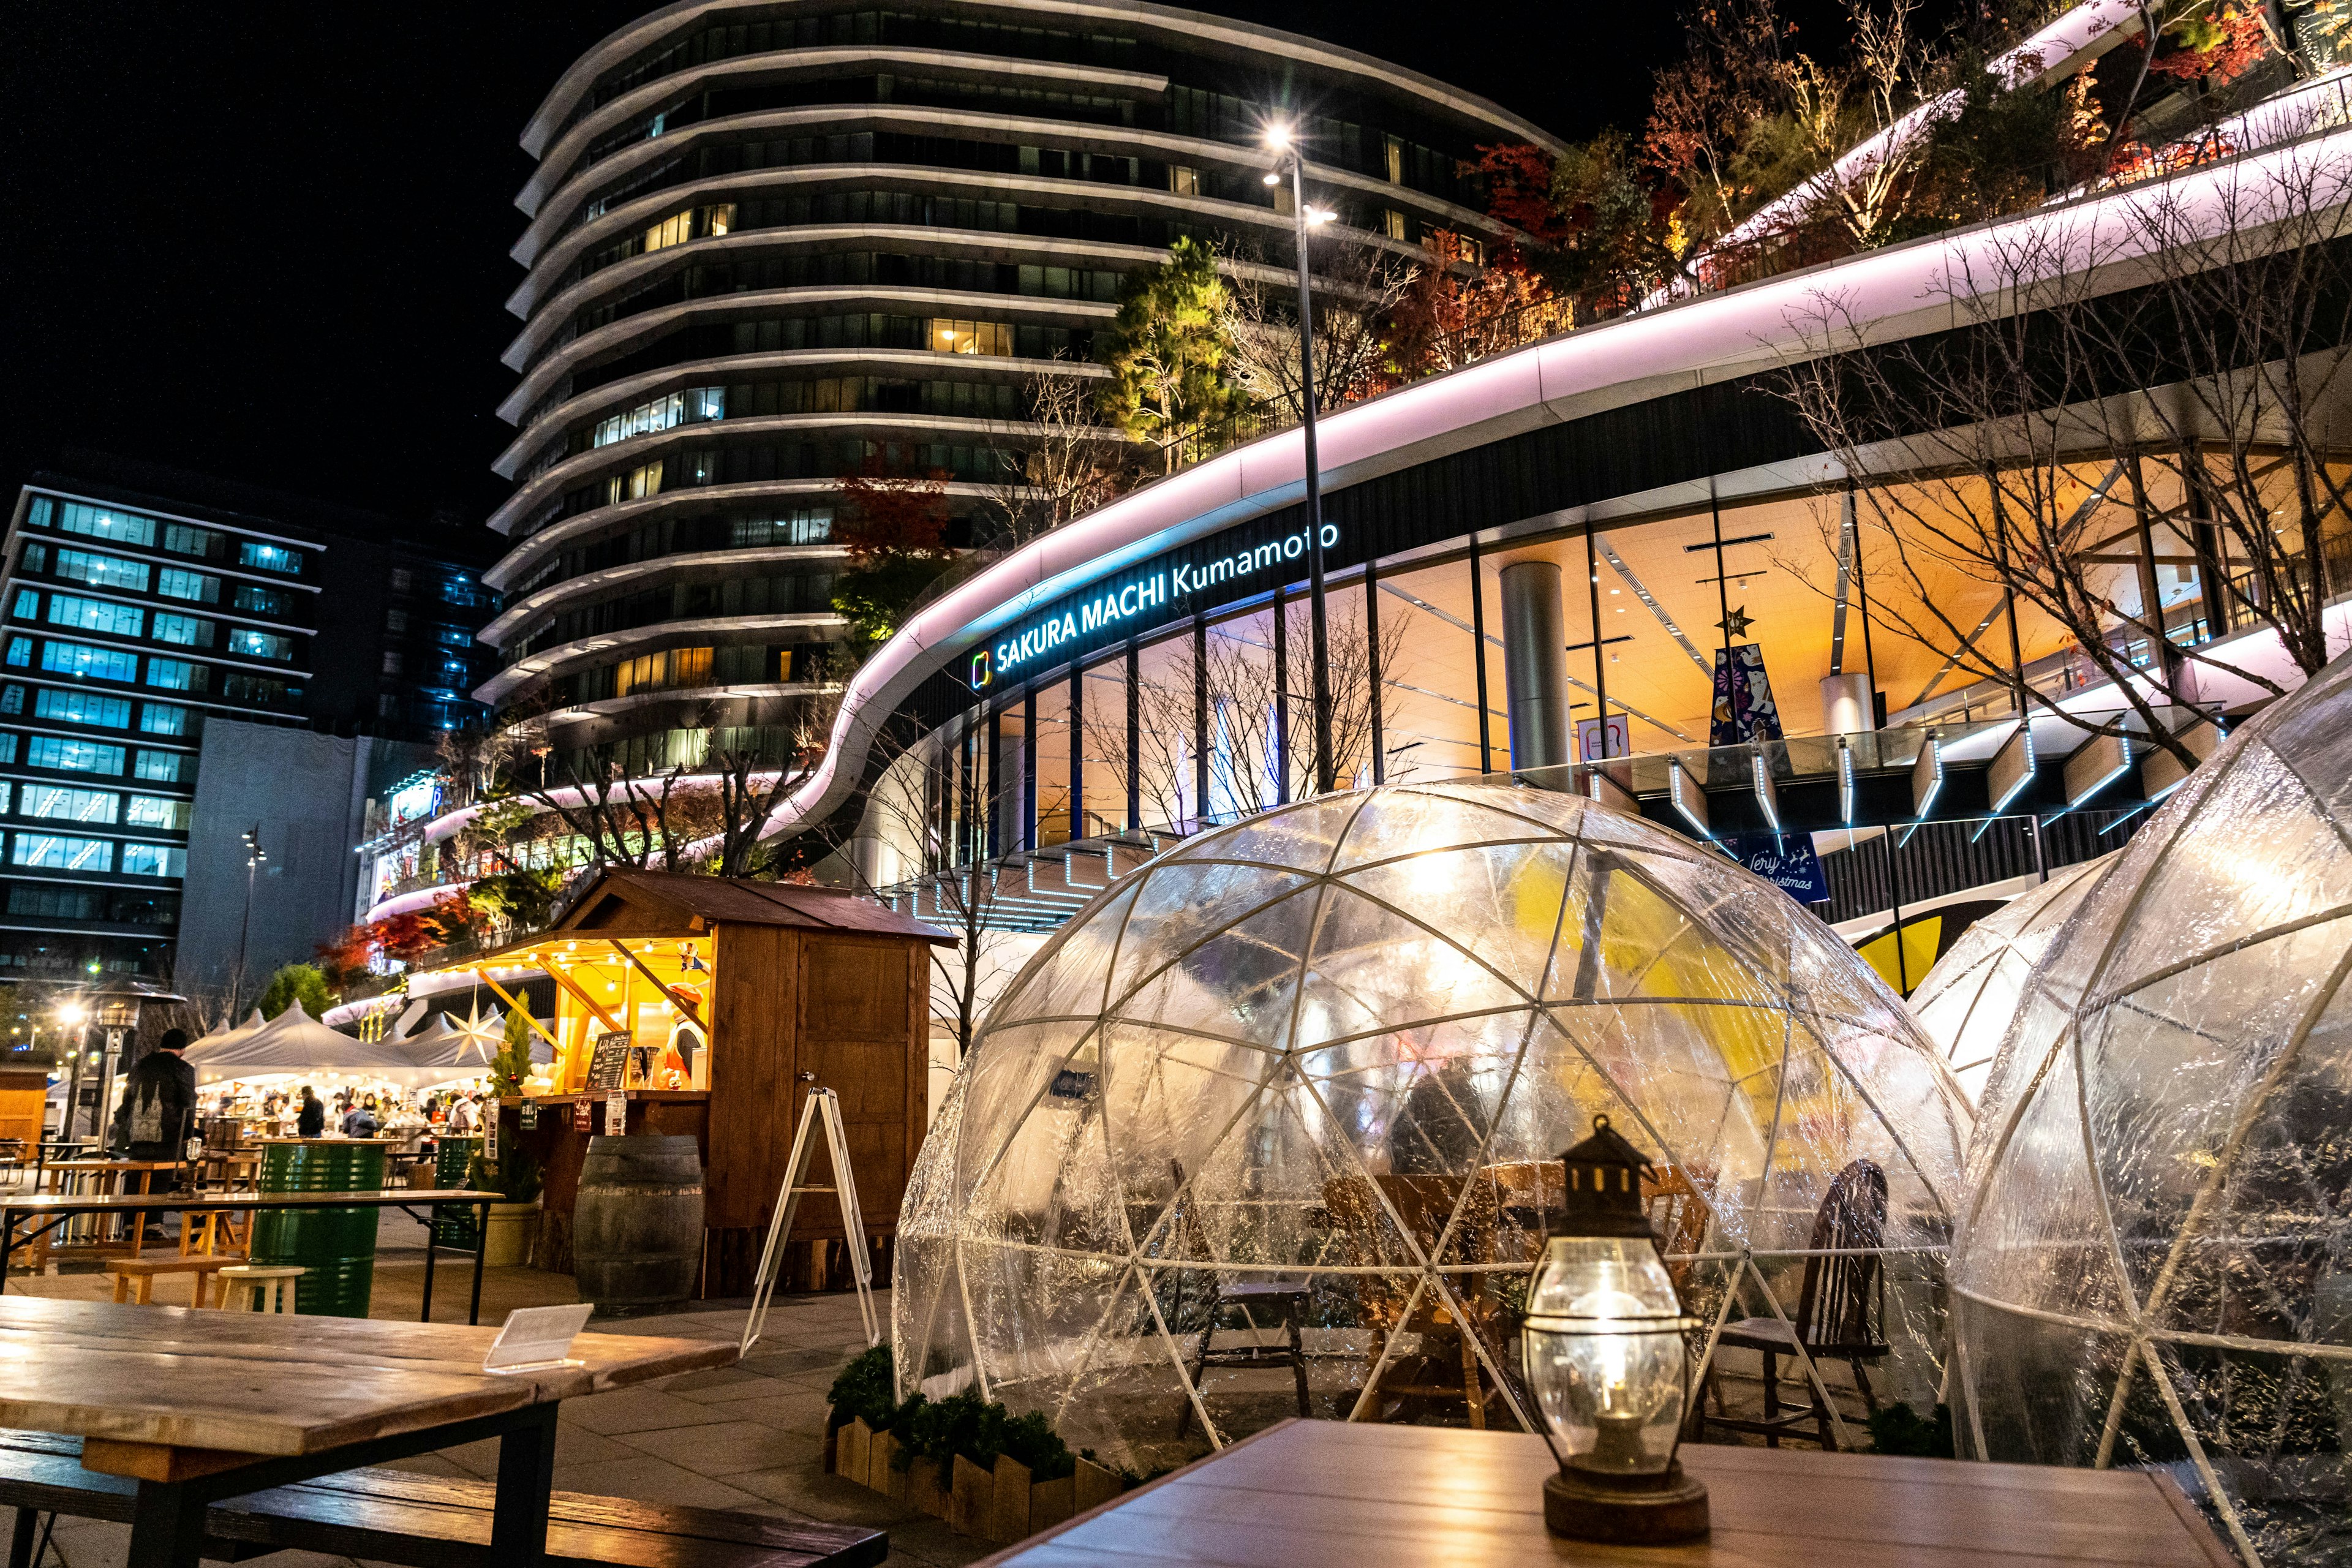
{"left": 371, "top": 892, "right": 480, "bottom": 966}
{"left": 1474, "top": 143, "right": 1574, "bottom": 246}
{"left": 835, "top": 457, "right": 954, "bottom": 566}
{"left": 2147, "top": 6, "right": 2270, "bottom": 84}
{"left": 313, "top": 925, "right": 375, "bottom": 988}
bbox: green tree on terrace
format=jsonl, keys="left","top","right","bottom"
{"left": 258, "top": 963, "right": 331, "bottom": 1020}
{"left": 1096, "top": 236, "right": 1250, "bottom": 470}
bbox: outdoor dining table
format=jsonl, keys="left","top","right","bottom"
{"left": 0, "top": 1294, "right": 735, "bottom": 1568}
{"left": 976, "top": 1419, "right": 2236, "bottom": 1567}
{"left": 0, "top": 1189, "right": 503, "bottom": 1324}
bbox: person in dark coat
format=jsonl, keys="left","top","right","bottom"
{"left": 118, "top": 1030, "right": 196, "bottom": 1164}
{"left": 296, "top": 1085, "right": 325, "bottom": 1137}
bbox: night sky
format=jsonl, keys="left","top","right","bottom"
{"left": 0, "top": 1, "right": 1710, "bottom": 529}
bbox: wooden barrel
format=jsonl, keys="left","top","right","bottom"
{"left": 573, "top": 1134, "right": 704, "bottom": 1314}
{"left": 248, "top": 1140, "right": 385, "bottom": 1317}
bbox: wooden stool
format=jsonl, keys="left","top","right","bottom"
{"left": 178, "top": 1208, "right": 251, "bottom": 1258}
{"left": 214, "top": 1264, "right": 304, "bottom": 1314}
{"left": 104, "top": 1256, "right": 233, "bottom": 1307}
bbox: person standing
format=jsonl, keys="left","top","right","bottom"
{"left": 118, "top": 1030, "right": 196, "bottom": 1164}
{"left": 296, "top": 1085, "right": 325, "bottom": 1137}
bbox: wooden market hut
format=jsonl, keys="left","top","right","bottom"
{"left": 442, "top": 869, "right": 949, "bottom": 1297}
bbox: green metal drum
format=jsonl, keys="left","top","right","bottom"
{"left": 433, "top": 1136, "right": 482, "bottom": 1251}
{"left": 248, "top": 1140, "right": 385, "bottom": 1318}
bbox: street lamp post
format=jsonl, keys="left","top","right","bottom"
{"left": 1264, "top": 124, "right": 1338, "bottom": 796}
{"left": 55, "top": 1001, "right": 88, "bottom": 1142}
{"left": 235, "top": 825, "right": 266, "bottom": 1012}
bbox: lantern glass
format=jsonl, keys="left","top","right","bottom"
{"left": 1523, "top": 1236, "right": 1689, "bottom": 1477}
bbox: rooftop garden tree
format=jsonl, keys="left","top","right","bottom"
{"left": 1097, "top": 236, "right": 1251, "bottom": 469}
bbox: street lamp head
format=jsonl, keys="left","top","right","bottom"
{"left": 1305, "top": 206, "right": 1338, "bottom": 227}
{"left": 1262, "top": 171, "right": 1281, "bottom": 187}
{"left": 55, "top": 1003, "right": 86, "bottom": 1027}
{"left": 1262, "top": 121, "right": 1292, "bottom": 151}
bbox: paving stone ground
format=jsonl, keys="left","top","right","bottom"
{"left": 5, "top": 1208, "right": 985, "bottom": 1568}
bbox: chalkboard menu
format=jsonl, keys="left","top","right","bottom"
{"left": 585, "top": 1032, "right": 633, "bottom": 1090}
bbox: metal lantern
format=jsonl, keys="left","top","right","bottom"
{"left": 1520, "top": 1114, "right": 1709, "bottom": 1543}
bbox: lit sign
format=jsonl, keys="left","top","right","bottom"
{"left": 981, "top": 522, "right": 1340, "bottom": 687}
{"left": 386, "top": 773, "right": 442, "bottom": 826}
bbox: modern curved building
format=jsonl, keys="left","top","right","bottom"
{"left": 479, "top": 0, "right": 1559, "bottom": 775}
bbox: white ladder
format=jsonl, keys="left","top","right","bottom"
{"left": 741, "top": 1087, "right": 878, "bottom": 1355}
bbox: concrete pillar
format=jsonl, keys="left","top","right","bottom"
{"left": 1821, "top": 672, "right": 1875, "bottom": 736}
{"left": 1501, "top": 560, "right": 1572, "bottom": 775}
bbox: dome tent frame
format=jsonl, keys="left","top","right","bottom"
{"left": 897, "top": 782, "right": 1970, "bottom": 1468}
{"left": 1951, "top": 650, "right": 2352, "bottom": 1568}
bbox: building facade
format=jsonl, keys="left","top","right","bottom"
{"left": 479, "top": 0, "right": 1557, "bottom": 776}
{"left": 0, "top": 463, "right": 501, "bottom": 981}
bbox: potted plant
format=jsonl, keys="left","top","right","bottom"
{"left": 467, "top": 1005, "right": 546, "bottom": 1267}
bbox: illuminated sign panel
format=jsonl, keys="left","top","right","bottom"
{"left": 976, "top": 522, "right": 1340, "bottom": 690}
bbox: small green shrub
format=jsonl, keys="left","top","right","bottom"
{"left": 826, "top": 1346, "right": 897, "bottom": 1431}
{"left": 1000, "top": 1409, "right": 1074, "bottom": 1480}
{"left": 1867, "top": 1401, "right": 1954, "bottom": 1457}
{"left": 902, "top": 1389, "right": 1005, "bottom": 1471}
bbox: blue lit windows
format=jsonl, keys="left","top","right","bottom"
{"left": 12, "top": 834, "right": 113, "bottom": 873}
{"left": 120, "top": 843, "right": 184, "bottom": 878}
{"left": 36, "top": 690, "right": 132, "bottom": 728}
{"left": 12, "top": 592, "right": 36, "bottom": 621}
{"left": 53, "top": 549, "right": 150, "bottom": 594}
{"left": 3, "top": 641, "right": 28, "bottom": 669}
{"left": 40, "top": 643, "right": 138, "bottom": 683}
{"left": 163, "top": 524, "right": 221, "bottom": 558}
{"left": 21, "top": 786, "right": 119, "bottom": 824}
{"left": 45, "top": 596, "right": 142, "bottom": 639}
{"left": 26, "top": 737, "right": 125, "bottom": 775}
{"left": 151, "top": 614, "right": 212, "bottom": 648}
{"left": 729, "top": 510, "right": 832, "bottom": 546}
{"left": 158, "top": 569, "right": 220, "bottom": 605}
{"left": 132, "top": 749, "right": 183, "bottom": 782}
{"left": 145, "top": 658, "right": 204, "bottom": 692}
{"left": 227, "top": 628, "right": 293, "bottom": 661}
{"left": 592, "top": 386, "right": 725, "bottom": 448}
{"left": 126, "top": 796, "right": 189, "bottom": 831}
{"left": 48, "top": 501, "right": 156, "bottom": 548}
{"left": 232, "top": 583, "right": 290, "bottom": 617}
{"left": 138, "top": 704, "right": 189, "bottom": 736}
{"left": 237, "top": 541, "right": 302, "bottom": 575}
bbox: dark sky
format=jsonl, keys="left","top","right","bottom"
{"left": 0, "top": 1, "right": 1695, "bottom": 529}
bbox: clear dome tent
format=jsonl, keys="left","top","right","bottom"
{"left": 1952, "top": 651, "right": 2352, "bottom": 1568}
{"left": 895, "top": 782, "right": 1972, "bottom": 1471}
{"left": 1907, "top": 853, "right": 2116, "bottom": 1104}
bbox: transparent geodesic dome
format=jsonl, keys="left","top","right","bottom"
{"left": 1953, "top": 652, "right": 2352, "bottom": 1568}
{"left": 895, "top": 782, "right": 1972, "bottom": 1471}
{"left": 1908, "top": 853, "right": 2116, "bottom": 1104}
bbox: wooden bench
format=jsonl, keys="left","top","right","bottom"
{"left": 0, "top": 1430, "right": 884, "bottom": 1568}
{"left": 100, "top": 1256, "right": 233, "bottom": 1307}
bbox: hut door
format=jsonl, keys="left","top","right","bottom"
{"left": 797, "top": 938, "right": 915, "bottom": 1231}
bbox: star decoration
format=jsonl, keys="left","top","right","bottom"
{"left": 1716, "top": 605, "right": 1755, "bottom": 639}
{"left": 453, "top": 999, "right": 504, "bottom": 1063}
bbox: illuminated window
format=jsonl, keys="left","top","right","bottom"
{"left": 35, "top": 690, "right": 132, "bottom": 729}
{"left": 1382, "top": 209, "right": 1408, "bottom": 242}
{"left": 53, "top": 550, "right": 150, "bottom": 594}
{"left": 641, "top": 203, "right": 733, "bottom": 254}
{"left": 233, "top": 583, "right": 290, "bottom": 616}
{"left": 603, "top": 460, "right": 665, "bottom": 505}
{"left": 158, "top": 569, "right": 219, "bottom": 605}
{"left": 238, "top": 541, "right": 302, "bottom": 575}
{"left": 730, "top": 510, "right": 832, "bottom": 546}
{"left": 592, "top": 386, "right": 724, "bottom": 448}
{"left": 1169, "top": 166, "right": 1200, "bottom": 196}
{"left": 120, "top": 843, "right": 184, "bottom": 878}
{"left": 613, "top": 646, "right": 713, "bottom": 697}
{"left": 227, "top": 628, "right": 293, "bottom": 661}
{"left": 152, "top": 614, "right": 211, "bottom": 647}
{"left": 21, "top": 786, "right": 119, "bottom": 824}
{"left": 133, "top": 749, "right": 183, "bottom": 782}
{"left": 139, "top": 704, "right": 189, "bottom": 736}
{"left": 925, "top": 318, "right": 1013, "bottom": 356}
{"left": 126, "top": 796, "right": 188, "bottom": 831}
{"left": 42, "top": 642, "right": 139, "bottom": 682}
{"left": 1384, "top": 134, "right": 1405, "bottom": 185}
{"left": 27, "top": 737, "right": 124, "bottom": 775}
{"left": 45, "top": 597, "right": 143, "bottom": 639}
{"left": 51, "top": 502, "right": 156, "bottom": 548}
{"left": 164, "top": 524, "right": 221, "bottom": 558}
{"left": 11, "top": 833, "right": 113, "bottom": 873}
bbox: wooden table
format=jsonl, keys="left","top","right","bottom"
{"left": 0, "top": 1189, "right": 502, "bottom": 1324}
{"left": 0, "top": 1294, "right": 734, "bottom": 1568}
{"left": 977, "top": 1420, "right": 2236, "bottom": 1568}
{"left": 32, "top": 1161, "right": 187, "bottom": 1264}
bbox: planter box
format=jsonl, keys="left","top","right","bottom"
{"left": 1073, "top": 1457, "right": 1123, "bottom": 1512}
{"left": 989, "top": 1455, "right": 1031, "bottom": 1543}
{"left": 871, "top": 1431, "right": 907, "bottom": 1501}
{"left": 838, "top": 1418, "right": 872, "bottom": 1486}
{"left": 948, "top": 1455, "right": 993, "bottom": 1537}
{"left": 905, "top": 1456, "right": 948, "bottom": 1518}
{"left": 1027, "top": 1474, "right": 1076, "bottom": 1534}
{"left": 821, "top": 1406, "right": 837, "bottom": 1474}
